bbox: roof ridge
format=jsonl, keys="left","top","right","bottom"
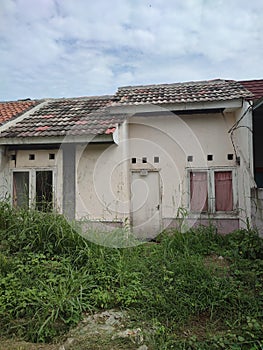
{"left": 239, "top": 79, "right": 263, "bottom": 83}
{"left": 46, "top": 95, "right": 114, "bottom": 102}
{"left": 0, "top": 99, "right": 40, "bottom": 104}
{"left": 117, "top": 79, "right": 234, "bottom": 91}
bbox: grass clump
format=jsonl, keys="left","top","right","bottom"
{"left": 0, "top": 201, "right": 262, "bottom": 348}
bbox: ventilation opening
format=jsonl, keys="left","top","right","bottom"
{"left": 227, "top": 154, "right": 234, "bottom": 160}
{"left": 187, "top": 155, "right": 193, "bottom": 162}
{"left": 131, "top": 158, "right": 136, "bottom": 164}
{"left": 207, "top": 155, "right": 213, "bottom": 161}
{"left": 154, "top": 156, "right": 159, "bottom": 163}
{"left": 29, "top": 154, "right": 35, "bottom": 160}
{"left": 142, "top": 157, "right": 147, "bottom": 163}
{"left": 49, "top": 153, "right": 55, "bottom": 160}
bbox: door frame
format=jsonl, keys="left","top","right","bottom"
{"left": 130, "top": 168, "right": 162, "bottom": 235}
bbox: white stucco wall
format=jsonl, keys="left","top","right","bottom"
{"left": 75, "top": 124, "right": 130, "bottom": 223}
{"left": 231, "top": 101, "right": 254, "bottom": 227}
{"left": 128, "top": 112, "right": 237, "bottom": 225}
{"left": 74, "top": 110, "right": 244, "bottom": 232}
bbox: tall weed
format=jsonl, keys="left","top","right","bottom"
{"left": 0, "top": 201, "right": 262, "bottom": 345}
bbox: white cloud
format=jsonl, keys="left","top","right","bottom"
{"left": 0, "top": 0, "right": 262, "bottom": 100}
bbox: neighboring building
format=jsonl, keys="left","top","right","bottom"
{"left": 0, "top": 99, "right": 40, "bottom": 202}
{"left": 239, "top": 80, "right": 263, "bottom": 233}
{"left": 0, "top": 99, "right": 39, "bottom": 125}
{"left": 0, "top": 79, "right": 259, "bottom": 238}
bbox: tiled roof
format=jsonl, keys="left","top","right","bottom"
{"left": 114, "top": 79, "right": 253, "bottom": 105}
{"left": 0, "top": 79, "right": 257, "bottom": 139}
{"left": 0, "top": 100, "right": 38, "bottom": 125}
{"left": 239, "top": 80, "right": 263, "bottom": 100}
{"left": 0, "top": 96, "right": 124, "bottom": 138}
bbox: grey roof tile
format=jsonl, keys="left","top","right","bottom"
{"left": 0, "top": 96, "right": 125, "bottom": 138}
{"left": 0, "top": 79, "right": 256, "bottom": 139}
{"left": 113, "top": 79, "right": 253, "bottom": 105}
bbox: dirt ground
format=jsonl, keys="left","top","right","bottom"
{"left": 0, "top": 310, "right": 146, "bottom": 350}
{"left": 0, "top": 339, "right": 59, "bottom": 350}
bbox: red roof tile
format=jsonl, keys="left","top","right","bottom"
{"left": 0, "top": 100, "right": 38, "bottom": 125}
{"left": 239, "top": 80, "right": 263, "bottom": 100}
{"left": 0, "top": 96, "right": 125, "bottom": 138}
{"left": 114, "top": 79, "right": 253, "bottom": 105}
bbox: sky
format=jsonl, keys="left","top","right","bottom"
{"left": 0, "top": 0, "right": 262, "bottom": 101}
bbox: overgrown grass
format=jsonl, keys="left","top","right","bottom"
{"left": 0, "top": 201, "right": 262, "bottom": 348}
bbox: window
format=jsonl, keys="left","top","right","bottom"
{"left": 190, "top": 172, "right": 208, "bottom": 212}
{"left": 36, "top": 171, "right": 53, "bottom": 211}
{"left": 13, "top": 171, "right": 29, "bottom": 209}
{"left": 189, "top": 169, "right": 235, "bottom": 213}
{"left": 12, "top": 169, "right": 53, "bottom": 211}
{"left": 215, "top": 171, "right": 233, "bottom": 211}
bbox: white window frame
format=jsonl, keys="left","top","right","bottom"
{"left": 187, "top": 167, "right": 238, "bottom": 216}
{"left": 11, "top": 168, "right": 56, "bottom": 209}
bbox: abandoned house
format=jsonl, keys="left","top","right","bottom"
{"left": 0, "top": 78, "right": 262, "bottom": 238}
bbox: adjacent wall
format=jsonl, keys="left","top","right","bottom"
{"left": 232, "top": 101, "right": 255, "bottom": 227}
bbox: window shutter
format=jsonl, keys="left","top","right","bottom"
{"left": 215, "top": 171, "right": 233, "bottom": 211}
{"left": 190, "top": 172, "right": 208, "bottom": 212}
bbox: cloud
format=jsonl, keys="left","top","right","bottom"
{"left": 0, "top": 0, "right": 262, "bottom": 100}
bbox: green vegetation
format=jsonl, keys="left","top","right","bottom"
{"left": 0, "top": 201, "right": 262, "bottom": 349}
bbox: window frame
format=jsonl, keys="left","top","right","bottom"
{"left": 11, "top": 168, "right": 56, "bottom": 210}
{"left": 187, "top": 167, "right": 237, "bottom": 215}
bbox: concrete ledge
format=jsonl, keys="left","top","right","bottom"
{"left": 162, "top": 217, "right": 239, "bottom": 234}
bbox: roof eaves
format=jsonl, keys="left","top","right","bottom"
{"left": 0, "top": 133, "right": 115, "bottom": 145}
